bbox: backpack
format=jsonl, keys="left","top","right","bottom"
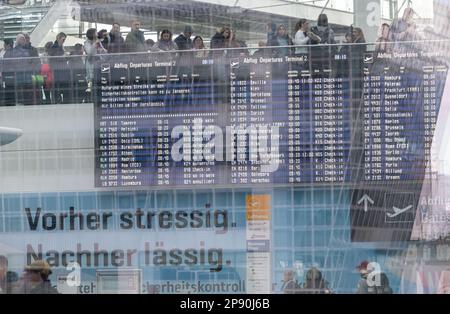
{"left": 40, "top": 63, "right": 53, "bottom": 89}
{"left": 311, "top": 26, "right": 335, "bottom": 45}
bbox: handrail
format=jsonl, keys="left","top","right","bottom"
{"left": 1, "top": 39, "right": 449, "bottom": 62}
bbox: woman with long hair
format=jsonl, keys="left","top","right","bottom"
{"left": 151, "top": 29, "right": 178, "bottom": 52}
{"left": 210, "top": 27, "right": 231, "bottom": 58}
{"left": 375, "top": 23, "right": 393, "bottom": 54}
{"left": 192, "top": 36, "right": 208, "bottom": 58}
{"left": 273, "top": 24, "right": 293, "bottom": 57}
{"left": 225, "top": 28, "right": 248, "bottom": 57}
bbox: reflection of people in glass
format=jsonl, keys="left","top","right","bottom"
{"left": 6, "top": 271, "right": 19, "bottom": 294}
{"left": 108, "top": 23, "right": 125, "bottom": 53}
{"left": 210, "top": 27, "right": 231, "bottom": 58}
{"left": 356, "top": 260, "right": 393, "bottom": 294}
{"left": 391, "top": 7, "right": 421, "bottom": 43}
{"left": 17, "top": 260, "right": 59, "bottom": 294}
{"left": 356, "top": 260, "right": 371, "bottom": 294}
{"left": 174, "top": 25, "right": 194, "bottom": 51}
{"left": 125, "top": 19, "right": 146, "bottom": 53}
{"left": 351, "top": 27, "right": 367, "bottom": 77}
{"left": 303, "top": 267, "right": 331, "bottom": 294}
{"left": 438, "top": 270, "right": 450, "bottom": 294}
{"left": 49, "top": 32, "right": 70, "bottom": 104}
{"left": 437, "top": 269, "right": 450, "bottom": 294}
{"left": 281, "top": 269, "right": 300, "bottom": 294}
{"left": 376, "top": 23, "right": 393, "bottom": 54}
{"left": 0, "top": 255, "right": 8, "bottom": 294}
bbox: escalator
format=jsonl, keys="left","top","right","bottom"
{"left": 0, "top": 1, "right": 54, "bottom": 40}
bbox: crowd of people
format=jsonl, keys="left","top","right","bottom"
{"left": 1, "top": 254, "right": 393, "bottom": 294}
{"left": 281, "top": 266, "right": 333, "bottom": 294}
{"left": 0, "top": 8, "right": 421, "bottom": 106}
{"left": 281, "top": 261, "right": 393, "bottom": 294}
{"left": 0, "top": 256, "right": 58, "bottom": 294}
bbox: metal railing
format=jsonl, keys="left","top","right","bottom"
{"left": 0, "top": 40, "right": 448, "bottom": 106}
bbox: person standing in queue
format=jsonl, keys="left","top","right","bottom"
{"left": 125, "top": 19, "right": 146, "bottom": 53}
{"left": 19, "top": 260, "right": 59, "bottom": 294}
{"left": 48, "top": 32, "right": 70, "bottom": 104}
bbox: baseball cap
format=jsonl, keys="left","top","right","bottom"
{"left": 184, "top": 25, "right": 193, "bottom": 33}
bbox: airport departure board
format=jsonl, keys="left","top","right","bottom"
{"left": 94, "top": 52, "right": 447, "bottom": 188}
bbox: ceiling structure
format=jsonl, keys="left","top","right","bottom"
{"left": 72, "top": 0, "right": 354, "bottom": 43}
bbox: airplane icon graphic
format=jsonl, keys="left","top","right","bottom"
{"left": 364, "top": 53, "right": 374, "bottom": 64}
{"left": 101, "top": 64, "right": 110, "bottom": 73}
{"left": 230, "top": 60, "right": 240, "bottom": 68}
{"left": 386, "top": 205, "right": 413, "bottom": 218}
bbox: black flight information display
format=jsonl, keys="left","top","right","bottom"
{"left": 94, "top": 52, "right": 447, "bottom": 188}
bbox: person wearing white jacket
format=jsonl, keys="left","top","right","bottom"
{"left": 84, "top": 28, "right": 107, "bottom": 93}
{"left": 293, "top": 19, "right": 321, "bottom": 55}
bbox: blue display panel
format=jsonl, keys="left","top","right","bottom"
{"left": 363, "top": 66, "right": 447, "bottom": 181}
{"left": 94, "top": 53, "right": 447, "bottom": 188}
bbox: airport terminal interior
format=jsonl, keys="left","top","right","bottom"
{"left": 0, "top": 0, "right": 449, "bottom": 294}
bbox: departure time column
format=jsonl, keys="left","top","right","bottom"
{"left": 229, "top": 71, "right": 250, "bottom": 184}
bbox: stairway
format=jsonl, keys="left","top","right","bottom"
{"left": 0, "top": 1, "right": 53, "bottom": 40}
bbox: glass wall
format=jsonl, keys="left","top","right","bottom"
{"left": 0, "top": 0, "right": 449, "bottom": 295}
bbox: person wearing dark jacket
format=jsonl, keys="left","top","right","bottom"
{"left": 271, "top": 24, "right": 294, "bottom": 57}
{"left": 310, "top": 13, "right": 337, "bottom": 74}
{"left": 266, "top": 22, "right": 277, "bottom": 46}
{"left": 23, "top": 33, "right": 40, "bottom": 60}
{"left": 174, "top": 25, "right": 193, "bottom": 50}
{"left": 281, "top": 270, "right": 301, "bottom": 294}
{"left": 20, "top": 260, "right": 59, "bottom": 294}
{"left": 337, "top": 31, "right": 353, "bottom": 78}
{"left": 0, "top": 255, "right": 7, "bottom": 294}
{"left": 225, "top": 28, "right": 248, "bottom": 57}
{"left": 264, "top": 22, "right": 278, "bottom": 57}
{"left": 210, "top": 27, "right": 231, "bottom": 58}
{"left": 3, "top": 34, "right": 35, "bottom": 105}
{"left": 24, "top": 33, "right": 42, "bottom": 103}
{"left": 23, "top": 33, "right": 41, "bottom": 74}
{"left": 108, "top": 23, "right": 125, "bottom": 54}
{"left": 356, "top": 261, "right": 393, "bottom": 294}
{"left": 49, "top": 32, "right": 70, "bottom": 103}
{"left": 69, "top": 43, "right": 87, "bottom": 103}
{"left": 125, "top": 20, "right": 146, "bottom": 53}
{"left": 301, "top": 267, "right": 332, "bottom": 294}
{"left": 97, "top": 29, "right": 109, "bottom": 51}
{"left": 1, "top": 38, "right": 14, "bottom": 105}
